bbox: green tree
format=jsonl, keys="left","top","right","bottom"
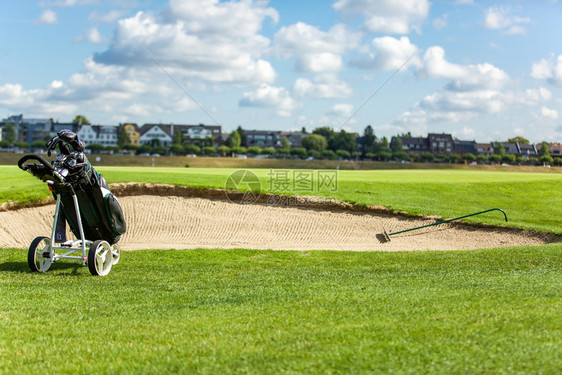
{"left": 361, "top": 125, "right": 377, "bottom": 155}
{"left": 236, "top": 126, "right": 247, "bottom": 147}
{"left": 14, "top": 141, "right": 29, "bottom": 149}
{"left": 553, "top": 157, "right": 562, "bottom": 166}
{"left": 312, "top": 127, "right": 335, "bottom": 143}
{"left": 421, "top": 152, "right": 434, "bottom": 163}
{"left": 0, "top": 140, "right": 10, "bottom": 148}
{"left": 390, "top": 136, "right": 404, "bottom": 155}
{"left": 308, "top": 150, "right": 321, "bottom": 159}
{"left": 261, "top": 147, "right": 276, "bottom": 155}
{"left": 137, "top": 144, "right": 152, "bottom": 155}
{"left": 462, "top": 153, "right": 476, "bottom": 163}
{"left": 527, "top": 157, "right": 538, "bottom": 165}
{"left": 508, "top": 136, "right": 530, "bottom": 144}
{"left": 374, "top": 137, "right": 392, "bottom": 161}
{"left": 540, "top": 155, "right": 553, "bottom": 165}
{"left": 72, "top": 115, "right": 90, "bottom": 125}
{"left": 118, "top": 126, "right": 131, "bottom": 148}
{"left": 290, "top": 147, "right": 307, "bottom": 159}
{"left": 477, "top": 155, "right": 488, "bottom": 164}
{"left": 172, "top": 129, "right": 183, "bottom": 145}
{"left": 31, "top": 140, "right": 47, "bottom": 149}
{"left": 184, "top": 145, "right": 201, "bottom": 154}
{"left": 247, "top": 146, "right": 262, "bottom": 155}
{"left": 501, "top": 154, "right": 516, "bottom": 164}
{"left": 281, "top": 137, "right": 290, "bottom": 150}
{"left": 232, "top": 146, "right": 247, "bottom": 155}
{"left": 170, "top": 144, "right": 184, "bottom": 155}
{"left": 301, "top": 134, "right": 327, "bottom": 152}
{"left": 489, "top": 154, "right": 502, "bottom": 164}
{"left": 217, "top": 145, "right": 230, "bottom": 157}
{"left": 202, "top": 146, "right": 215, "bottom": 156}
{"left": 3, "top": 123, "right": 16, "bottom": 145}
{"left": 86, "top": 143, "right": 105, "bottom": 153}
{"left": 538, "top": 141, "right": 549, "bottom": 157}
{"left": 336, "top": 149, "right": 351, "bottom": 159}
{"left": 225, "top": 130, "right": 241, "bottom": 149}
{"left": 330, "top": 130, "right": 356, "bottom": 154}
{"left": 321, "top": 149, "right": 337, "bottom": 160}
{"left": 493, "top": 142, "right": 505, "bottom": 156}
{"left": 449, "top": 154, "right": 461, "bottom": 164}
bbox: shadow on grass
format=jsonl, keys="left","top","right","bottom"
{"left": 0, "top": 261, "right": 86, "bottom": 275}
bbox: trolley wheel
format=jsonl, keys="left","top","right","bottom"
{"left": 88, "top": 240, "right": 112, "bottom": 276}
{"left": 28, "top": 236, "right": 53, "bottom": 273}
{"left": 111, "top": 244, "right": 121, "bottom": 265}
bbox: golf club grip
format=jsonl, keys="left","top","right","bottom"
{"left": 17, "top": 154, "right": 55, "bottom": 171}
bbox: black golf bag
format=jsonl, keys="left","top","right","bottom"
{"left": 18, "top": 130, "right": 126, "bottom": 245}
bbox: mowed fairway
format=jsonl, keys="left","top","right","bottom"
{"left": 0, "top": 165, "right": 561, "bottom": 373}
{"left": 1, "top": 246, "right": 561, "bottom": 373}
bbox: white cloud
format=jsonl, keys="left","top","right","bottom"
{"left": 88, "top": 10, "right": 125, "bottom": 24}
{"left": 541, "top": 106, "right": 558, "bottom": 119}
{"left": 95, "top": 0, "right": 278, "bottom": 86}
{"left": 333, "top": 0, "right": 430, "bottom": 34}
{"left": 293, "top": 74, "right": 352, "bottom": 99}
{"left": 36, "top": 9, "right": 58, "bottom": 24}
{"left": 531, "top": 55, "right": 562, "bottom": 87}
{"left": 419, "top": 46, "right": 509, "bottom": 91}
{"left": 239, "top": 84, "right": 300, "bottom": 117}
{"left": 433, "top": 15, "right": 447, "bottom": 30}
{"left": 351, "top": 36, "right": 420, "bottom": 71}
{"left": 483, "top": 7, "right": 530, "bottom": 34}
{"left": 75, "top": 27, "right": 108, "bottom": 44}
{"left": 327, "top": 103, "right": 354, "bottom": 117}
{"left": 41, "top": 0, "right": 99, "bottom": 6}
{"left": 273, "top": 22, "right": 360, "bottom": 73}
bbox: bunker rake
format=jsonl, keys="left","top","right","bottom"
{"left": 381, "top": 208, "right": 508, "bottom": 242}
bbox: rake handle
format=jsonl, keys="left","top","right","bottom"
{"left": 388, "top": 208, "right": 508, "bottom": 237}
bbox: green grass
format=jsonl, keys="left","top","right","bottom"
{"left": 1, "top": 246, "right": 560, "bottom": 374}
{"left": 3, "top": 166, "right": 561, "bottom": 234}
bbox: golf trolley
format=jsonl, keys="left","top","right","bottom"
{"left": 18, "top": 130, "right": 126, "bottom": 276}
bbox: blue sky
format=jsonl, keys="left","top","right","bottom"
{"left": 1, "top": 0, "right": 561, "bottom": 142}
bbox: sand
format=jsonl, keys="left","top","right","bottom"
{"left": 0, "top": 184, "right": 557, "bottom": 251}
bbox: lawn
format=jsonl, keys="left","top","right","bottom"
{"left": 1, "top": 164, "right": 561, "bottom": 373}
{"left": 2, "top": 166, "right": 561, "bottom": 234}
{"left": 0, "top": 245, "right": 561, "bottom": 374}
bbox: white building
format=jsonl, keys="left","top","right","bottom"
{"left": 139, "top": 125, "right": 173, "bottom": 147}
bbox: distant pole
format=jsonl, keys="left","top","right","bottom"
{"left": 152, "top": 156, "right": 155, "bottom": 168}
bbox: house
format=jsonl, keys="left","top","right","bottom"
{"left": 281, "top": 131, "right": 306, "bottom": 148}
{"left": 476, "top": 143, "right": 494, "bottom": 156}
{"left": 453, "top": 140, "right": 477, "bottom": 155}
{"left": 183, "top": 124, "right": 220, "bottom": 147}
{"left": 139, "top": 124, "right": 173, "bottom": 147}
{"left": 96, "top": 125, "right": 119, "bottom": 146}
{"left": 76, "top": 124, "right": 98, "bottom": 145}
{"left": 122, "top": 123, "right": 140, "bottom": 146}
{"left": 76, "top": 124, "right": 119, "bottom": 146}
{"left": 398, "top": 136, "right": 429, "bottom": 155}
{"left": 549, "top": 143, "right": 561, "bottom": 157}
{"left": 428, "top": 133, "right": 453, "bottom": 154}
{"left": 246, "top": 130, "right": 282, "bottom": 148}
{"left": 138, "top": 123, "right": 223, "bottom": 147}
{"left": 516, "top": 143, "right": 538, "bottom": 159}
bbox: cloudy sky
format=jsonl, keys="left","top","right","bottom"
{"left": 1, "top": 0, "right": 561, "bottom": 142}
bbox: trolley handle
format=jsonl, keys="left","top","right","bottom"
{"left": 17, "top": 154, "right": 55, "bottom": 172}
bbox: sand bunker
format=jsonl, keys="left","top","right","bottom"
{"left": 0, "top": 184, "right": 558, "bottom": 251}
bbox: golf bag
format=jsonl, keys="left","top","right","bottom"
{"left": 19, "top": 130, "right": 126, "bottom": 245}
